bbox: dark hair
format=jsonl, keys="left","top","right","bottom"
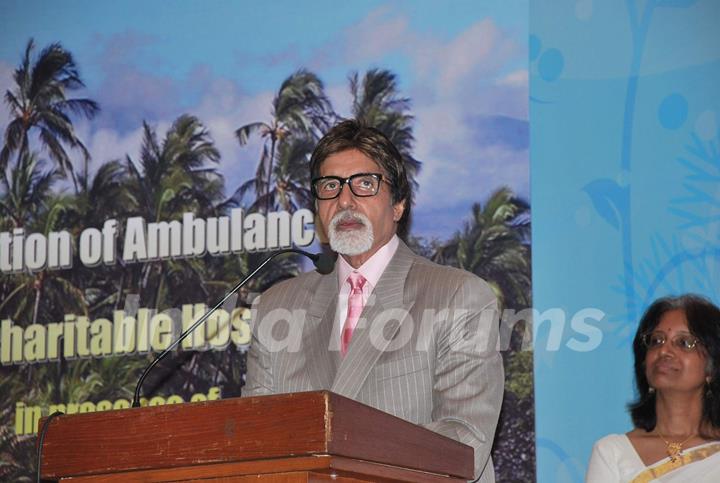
{"left": 629, "top": 294, "right": 720, "bottom": 434}
{"left": 309, "top": 119, "right": 412, "bottom": 239}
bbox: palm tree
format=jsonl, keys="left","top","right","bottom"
{"left": 72, "top": 159, "right": 131, "bottom": 227}
{"left": 63, "top": 159, "right": 133, "bottom": 313}
{"left": 236, "top": 69, "right": 332, "bottom": 213}
{"left": 0, "top": 152, "right": 85, "bottom": 325}
{"left": 231, "top": 135, "right": 315, "bottom": 213}
{"left": 270, "top": 136, "right": 316, "bottom": 211}
{"left": 0, "top": 226, "right": 86, "bottom": 327}
{"left": 433, "top": 187, "right": 531, "bottom": 310}
{"left": 127, "top": 115, "right": 222, "bottom": 223}
{"left": 349, "top": 69, "right": 421, "bottom": 192}
{"left": 125, "top": 114, "right": 223, "bottom": 308}
{"left": 1, "top": 39, "right": 99, "bottom": 186}
{"left": 0, "top": 151, "right": 58, "bottom": 230}
{"left": 0, "top": 260, "right": 86, "bottom": 327}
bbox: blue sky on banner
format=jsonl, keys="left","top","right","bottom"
{"left": 0, "top": 0, "right": 528, "bottom": 239}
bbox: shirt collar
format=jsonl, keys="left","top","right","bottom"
{"left": 337, "top": 235, "right": 399, "bottom": 289}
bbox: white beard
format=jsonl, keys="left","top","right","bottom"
{"left": 328, "top": 210, "right": 374, "bottom": 256}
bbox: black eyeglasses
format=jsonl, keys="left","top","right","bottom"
{"left": 641, "top": 331, "right": 703, "bottom": 352}
{"left": 311, "top": 173, "right": 385, "bottom": 200}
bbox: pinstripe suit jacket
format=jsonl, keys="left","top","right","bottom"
{"left": 244, "top": 241, "right": 504, "bottom": 481}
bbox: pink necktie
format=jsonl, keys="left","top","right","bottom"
{"left": 341, "top": 272, "right": 367, "bottom": 356}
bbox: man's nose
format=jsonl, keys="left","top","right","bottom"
{"left": 337, "top": 183, "right": 357, "bottom": 208}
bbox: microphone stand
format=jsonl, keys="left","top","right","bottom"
{"left": 131, "top": 248, "right": 326, "bottom": 408}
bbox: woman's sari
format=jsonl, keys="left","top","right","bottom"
{"left": 587, "top": 434, "right": 720, "bottom": 482}
{"left": 630, "top": 441, "right": 720, "bottom": 482}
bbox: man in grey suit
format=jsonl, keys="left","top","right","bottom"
{"left": 244, "top": 120, "right": 503, "bottom": 481}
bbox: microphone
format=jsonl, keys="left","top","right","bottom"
{"left": 312, "top": 250, "right": 335, "bottom": 275}
{"left": 131, "top": 248, "right": 334, "bottom": 407}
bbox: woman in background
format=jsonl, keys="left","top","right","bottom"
{"left": 586, "top": 294, "right": 720, "bottom": 482}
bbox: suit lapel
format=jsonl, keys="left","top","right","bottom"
{"left": 331, "top": 241, "right": 417, "bottom": 399}
{"left": 302, "top": 269, "right": 339, "bottom": 390}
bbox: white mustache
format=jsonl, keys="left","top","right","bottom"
{"left": 331, "top": 211, "right": 367, "bottom": 228}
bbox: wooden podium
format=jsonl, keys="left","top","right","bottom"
{"left": 39, "top": 391, "right": 474, "bottom": 482}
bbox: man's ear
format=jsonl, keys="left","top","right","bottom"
{"left": 392, "top": 199, "right": 406, "bottom": 222}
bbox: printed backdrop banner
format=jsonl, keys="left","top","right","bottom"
{"left": 0, "top": 1, "right": 532, "bottom": 480}
{"left": 532, "top": 1, "right": 720, "bottom": 482}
